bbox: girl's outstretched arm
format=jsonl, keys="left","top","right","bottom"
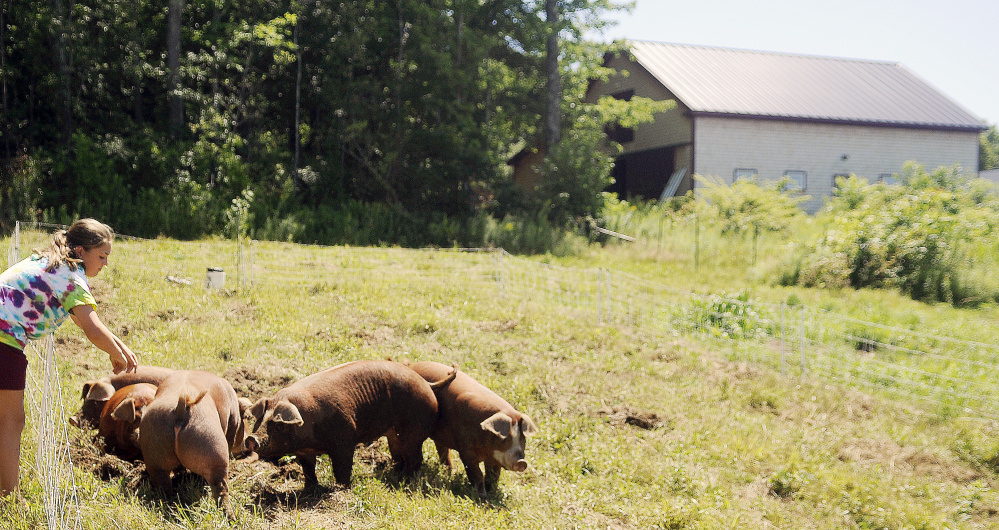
{"left": 70, "top": 305, "right": 138, "bottom": 373}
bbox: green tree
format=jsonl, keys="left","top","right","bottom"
{"left": 0, "top": 0, "right": 645, "bottom": 246}
{"left": 981, "top": 125, "right": 999, "bottom": 171}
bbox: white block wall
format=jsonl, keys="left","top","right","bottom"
{"left": 693, "top": 116, "right": 982, "bottom": 213}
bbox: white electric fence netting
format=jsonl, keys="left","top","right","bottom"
{"left": 8, "top": 221, "right": 82, "bottom": 530}
{"left": 7, "top": 220, "right": 999, "bottom": 527}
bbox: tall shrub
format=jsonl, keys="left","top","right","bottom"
{"left": 779, "top": 168, "right": 999, "bottom": 305}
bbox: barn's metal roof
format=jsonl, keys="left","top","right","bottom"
{"left": 626, "top": 41, "right": 987, "bottom": 131}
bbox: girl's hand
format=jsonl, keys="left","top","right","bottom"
{"left": 70, "top": 305, "right": 138, "bottom": 373}
{"left": 109, "top": 347, "right": 138, "bottom": 374}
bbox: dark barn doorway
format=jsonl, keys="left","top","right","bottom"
{"left": 608, "top": 146, "right": 675, "bottom": 200}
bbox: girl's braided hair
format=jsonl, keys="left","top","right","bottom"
{"left": 34, "top": 219, "right": 115, "bottom": 273}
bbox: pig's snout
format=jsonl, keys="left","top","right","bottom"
{"left": 510, "top": 447, "right": 528, "bottom": 471}
{"left": 495, "top": 447, "right": 529, "bottom": 472}
{"left": 245, "top": 435, "right": 260, "bottom": 453}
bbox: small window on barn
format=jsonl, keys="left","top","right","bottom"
{"left": 783, "top": 170, "right": 807, "bottom": 192}
{"left": 733, "top": 168, "right": 758, "bottom": 181}
{"left": 879, "top": 173, "right": 901, "bottom": 186}
{"left": 831, "top": 173, "right": 850, "bottom": 189}
{"left": 604, "top": 90, "right": 636, "bottom": 144}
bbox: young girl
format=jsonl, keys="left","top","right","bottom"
{"left": 0, "top": 219, "right": 139, "bottom": 496}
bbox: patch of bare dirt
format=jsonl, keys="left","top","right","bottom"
{"left": 837, "top": 438, "right": 983, "bottom": 483}
{"left": 223, "top": 364, "right": 299, "bottom": 402}
{"left": 231, "top": 438, "right": 393, "bottom": 521}
{"left": 224, "top": 300, "right": 257, "bottom": 323}
{"left": 354, "top": 439, "right": 395, "bottom": 475}
{"left": 149, "top": 308, "right": 186, "bottom": 322}
{"left": 352, "top": 325, "right": 397, "bottom": 345}
{"left": 53, "top": 336, "right": 95, "bottom": 376}
{"left": 476, "top": 320, "right": 520, "bottom": 333}
{"left": 702, "top": 359, "right": 763, "bottom": 386}
{"left": 597, "top": 405, "right": 667, "bottom": 430}
{"left": 68, "top": 424, "right": 147, "bottom": 489}
{"left": 89, "top": 281, "right": 116, "bottom": 306}
{"left": 650, "top": 343, "right": 681, "bottom": 363}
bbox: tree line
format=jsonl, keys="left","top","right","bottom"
{"left": 1, "top": 0, "right": 663, "bottom": 246}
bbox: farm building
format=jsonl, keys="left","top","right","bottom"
{"left": 579, "top": 41, "right": 988, "bottom": 213}
{"left": 980, "top": 168, "right": 999, "bottom": 184}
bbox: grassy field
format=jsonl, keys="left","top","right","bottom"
{"left": 3, "top": 229, "right": 999, "bottom": 529}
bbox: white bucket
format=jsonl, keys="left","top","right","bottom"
{"left": 205, "top": 267, "right": 225, "bottom": 289}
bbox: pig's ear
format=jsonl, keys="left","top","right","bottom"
{"left": 480, "top": 412, "right": 513, "bottom": 440}
{"left": 85, "top": 381, "right": 115, "bottom": 402}
{"left": 248, "top": 398, "right": 268, "bottom": 425}
{"left": 519, "top": 414, "right": 538, "bottom": 436}
{"left": 80, "top": 381, "right": 95, "bottom": 400}
{"left": 271, "top": 400, "right": 304, "bottom": 426}
{"left": 111, "top": 398, "right": 138, "bottom": 423}
{"left": 237, "top": 397, "right": 252, "bottom": 416}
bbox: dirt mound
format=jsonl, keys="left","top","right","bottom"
{"left": 224, "top": 364, "right": 298, "bottom": 402}
{"left": 597, "top": 405, "right": 666, "bottom": 430}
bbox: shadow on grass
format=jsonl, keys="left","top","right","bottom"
{"left": 242, "top": 445, "right": 513, "bottom": 513}
{"left": 370, "top": 455, "right": 512, "bottom": 509}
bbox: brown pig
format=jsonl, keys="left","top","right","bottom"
{"left": 244, "top": 359, "right": 453, "bottom": 489}
{"left": 409, "top": 361, "right": 538, "bottom": 492}
{"left": 73, "top": 365, "right": 176, "bottom": 428}
{"left": 139, "top": 370, "right": 246, "bottom": 515}
{"left": 97, "top": 383, "right": 158, "bottom": 461}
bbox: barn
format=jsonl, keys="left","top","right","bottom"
{"left": 584, "top": 41, "right": 987, "bottom": 213}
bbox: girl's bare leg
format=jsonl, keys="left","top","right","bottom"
{"left": 0, "top": 390, "right": 25, "bottom": 496}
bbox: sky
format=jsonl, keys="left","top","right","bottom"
{"left": 593, "top": 0, "right": 998, "bottom": 127}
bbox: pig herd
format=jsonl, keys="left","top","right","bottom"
{"left": 71, "top": 359, "right": 538, "bottom": 516}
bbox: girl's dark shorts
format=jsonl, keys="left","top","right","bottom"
{"left": 0, "top": 342, "right": 27, "bottom": 391}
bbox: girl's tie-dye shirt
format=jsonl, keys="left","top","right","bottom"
{"left": 0, "top": 255, "right": 96, "bottom": 349}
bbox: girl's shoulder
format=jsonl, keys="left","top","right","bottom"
{"left": 4, "top": 255, "right": 77, "bottom": 281}
{"left": 2, "top": 255, "right": 88, "bottom": 293}
{"left": 1, "top": 256, "right": 40, "bottom": 287}
{"left": 3, "top": 254, "right": 45, "bottom": 274}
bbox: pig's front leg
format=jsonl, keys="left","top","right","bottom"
{"left": 329, "top": 444, "right": 356, "bottom": 488}
{"left": 458, "top": 453, "right": 486, "bottom": 492}
{"left": 484, "top": 461, "right": 502, "bottom": 492}
{"left": 297, "top": 453, "right": 319, "bottom": 489}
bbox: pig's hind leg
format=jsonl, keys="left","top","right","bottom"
{"left": 206, "top": 473, "right": 233, "bottom": 518}
{"left": 145, "top": 464, "right": 175, "bottom": 498}
{"left": 434, "top": 440, "right": 453, "bottom": 469}
{"left": 386, "top": 429, "right": 425, "bottom": 477}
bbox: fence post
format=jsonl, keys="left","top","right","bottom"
{"left": 694, "top": 215, "right": 700, "bottom": 271}
{"left": 780, "top": 303, "right": 787, "bottom": 375}
{"left": 236, "top": 209, "right": 244, "bottom": 290}
{"left": 799, "top": 306, "right": 807, "bottom": 378}
{"left": 494, "top": 251, "right": 505, "bottom": 299}
{"left": 658, "top": 214, "right": 664, "bottom": 253}
{"left": 596, "top": 269, "right": 602, "bottom": 323}
{"left": 10, "top": 220, "right": 21, "bottom": 266}
{"left": 605, "top": 269, "right": 612, "bottom": 324}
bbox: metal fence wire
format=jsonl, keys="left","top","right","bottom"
{"left": 8, "top": 221, "right": 999, "bottom": 527}
{"left": 244, "top": 239, "right": 999, "bottom": 420}
{"left": 7, "top": 222, "right": 82, "bottom": 530}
